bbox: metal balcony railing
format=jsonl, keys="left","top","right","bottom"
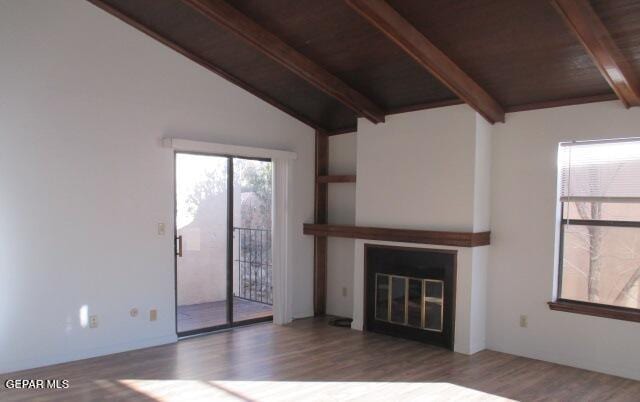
{"left": 233, "top": 227, "right": 272, "bottom": 305}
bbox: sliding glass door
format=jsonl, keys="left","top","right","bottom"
{"left": 175, "top": 153, "right": 272, "bottom": 337}
{"left": 232, "top": 158, "right": 273, "bottom": 323}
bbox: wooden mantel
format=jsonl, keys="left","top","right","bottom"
{"left": 303, "top": 224, "right": 490, "bottom": 248}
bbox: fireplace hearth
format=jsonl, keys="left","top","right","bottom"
{"left": 365, "top": 244, "right": 456, "bottom": 349}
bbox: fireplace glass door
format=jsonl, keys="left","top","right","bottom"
{"left": 374, "top": 274, "right": 443, "bottom": 332}
{"left": 365, "top": 245, "right": 455, "bottom": 349}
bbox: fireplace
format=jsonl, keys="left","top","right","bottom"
{"left": 365, "top": 244, "right": 456, "bottom": 349}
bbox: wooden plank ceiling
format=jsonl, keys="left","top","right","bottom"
{"left": 88, "top": 0, "right": 640, "bottom": 133}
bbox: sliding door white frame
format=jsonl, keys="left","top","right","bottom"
{"left": 165, "top": 138, "right": 295, "bottom": 325}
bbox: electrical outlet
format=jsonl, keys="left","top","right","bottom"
{"left": 342, "top": 287, "right": 348, "bottom": 297}
{"left": 519, "top": 314, "right": 528, "bottom": 328}
{"left": 149, "top": 309, "right": 157, "bottom": 321}
{"left": 89, "top": 315, "right": 98, "bottom": 329}
{"left": 157, "top": 223, "right": 166, "bottom": 236}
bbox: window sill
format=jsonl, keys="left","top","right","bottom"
{"left": 548, "top": 300, "right": 640, "bottom": 323}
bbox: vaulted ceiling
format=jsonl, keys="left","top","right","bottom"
{"left": 88, "top": 0, "right": 640, "bottom": 134}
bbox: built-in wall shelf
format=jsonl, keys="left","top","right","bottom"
{"left": 303, "top": 224, "right": 490, "bottom": 247}
{"left": 316, "top": 175, "right": 356, "bottom": 183}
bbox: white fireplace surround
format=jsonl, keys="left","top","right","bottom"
{"left": 351, "top": 239, "right": 488, "bottom": 354}
{"left": 349, "top": 106, "right": 492, "bottom": 355}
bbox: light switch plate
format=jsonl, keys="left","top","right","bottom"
{"left": 157, "top": 223, "right": 166, "bottom": 236}
{"left": 519, "top": 315, "right": 528, "bottom": 328}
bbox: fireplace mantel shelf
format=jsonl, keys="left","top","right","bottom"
{"left": 303, "top": 224, "right": 490, "bottom": 247}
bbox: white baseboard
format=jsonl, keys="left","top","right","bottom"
{"left": 487, "top": 343, "right": 640, "bottom": 382}
{"left": 351, "top": 319, "right": 363, "bottom": 331}
{"left": 1, "top": 333, "right": 178, "bottom": 375}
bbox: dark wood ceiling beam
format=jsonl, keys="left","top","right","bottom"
{"left": 326, "top": 127, "right": 357, "bottom": 136}
{"left": 182, "top": 0, "right": 385, "bottom": 124}
{"left": 345, "top": 0, "right": 505, "bottom": 124}
{"left": 552, "top": 0, "right": 640, "bottom": 108}
{"left": 327, "top": 92, "right": 619, "bottom": 134}
{"left": 505, "top": 93, "right": 618, "bottom": 113}
{"left": 387, "top": 98, "right": 464, "bottom": 116}
{"left": 87, "top": 0, "right": 324, "bottom": 131}
{"left": 325, "top": 98, "right": 474, "bottom": 135}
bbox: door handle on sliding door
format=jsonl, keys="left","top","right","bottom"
{"left": 176, "top": 235, "right": 183, "bottom": 257}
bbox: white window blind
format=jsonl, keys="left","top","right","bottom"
{"left": 559, "top": 138, "right": 640, "bottom": 202}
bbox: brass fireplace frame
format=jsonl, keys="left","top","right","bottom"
{"left": 374, "top": 273, "right": 444, "bottom": 332}
{"left": 363, "top": 244, "right": 456, "bottom": 350}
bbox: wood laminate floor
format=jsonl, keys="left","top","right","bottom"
{"left": 1, "top": 317, "right": 638, "bottom": 401}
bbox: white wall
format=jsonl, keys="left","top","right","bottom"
{"left": 0, "top": 0, "right": 314, "bottom": 373}
{"left": 489, "top": 101, "right": 640, "bottom": 380}
{"left": 356, "top": 106, "right": 477, "bottom": 231}
{"left": 469, "top": 115, "right": 491, "bottom": 353}
{"left": 473, "top": 114, "right": 492, "bottom": 232}
{"left": 326, "top": 133, "right": 356, "bottom": 318}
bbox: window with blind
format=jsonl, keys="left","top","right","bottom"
{"left": 557, "top": 139, "right": 640, "bottom": 312}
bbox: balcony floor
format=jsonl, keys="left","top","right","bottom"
{"left": 177, "top": 297, "right": 272, "bottom": 333}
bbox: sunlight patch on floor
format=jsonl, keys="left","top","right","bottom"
{"left": 117, "top": 379, "right": 516, "bottom": 401}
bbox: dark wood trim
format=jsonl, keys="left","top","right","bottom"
{"left": 304, "top": 224, "right": 490, "bottom": 247}
{"left": 86, "top": 0, "right": 328, "bottom": 132}
{"left": 316, "top": 175, "right": 356, "bottom": 184}
{"left": 548, "top": 299, "right": 640, "bottom": 323}
{"left": 552, "top": 0, "right": 640, "bottom": 108}
{"left": 561, "top": 218, "right": 640, "bottom": 228}
{"left": 314, "top": 236, "right": 328, "bottom": 317}
{"left": 226, "top": 157, "right": 234, "bottom": 326}
{"left": 344, "top": 0, "right": 504, "bottom": 124}
{"left": 326, "top": 99, "right": 465, "bottom": 136}
{"left": 183, "top": 0, "right": 385, "bottom": 124}
{"left": 326, "top": 127, "right": 357, "bottom": 136}
{"left": 505, "top": 93, "right": 618, "bottom": 113}
{"left": 313, "top": 131, "right": 329, "bottom": 316}
{"left": 326, "top": 94, "right": 617, "bottom": 127}
{"left": 387, "top": 99, "right": 465, "bottom": 115}
{"left": 314, "top": 133, "right": 329, "bottom": 224}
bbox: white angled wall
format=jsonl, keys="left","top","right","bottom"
{"left": 489, "top": 101, "right": 640, "bottom": 381}
{"left": 0, "top": 0, "right": 314, "bottom": 373}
